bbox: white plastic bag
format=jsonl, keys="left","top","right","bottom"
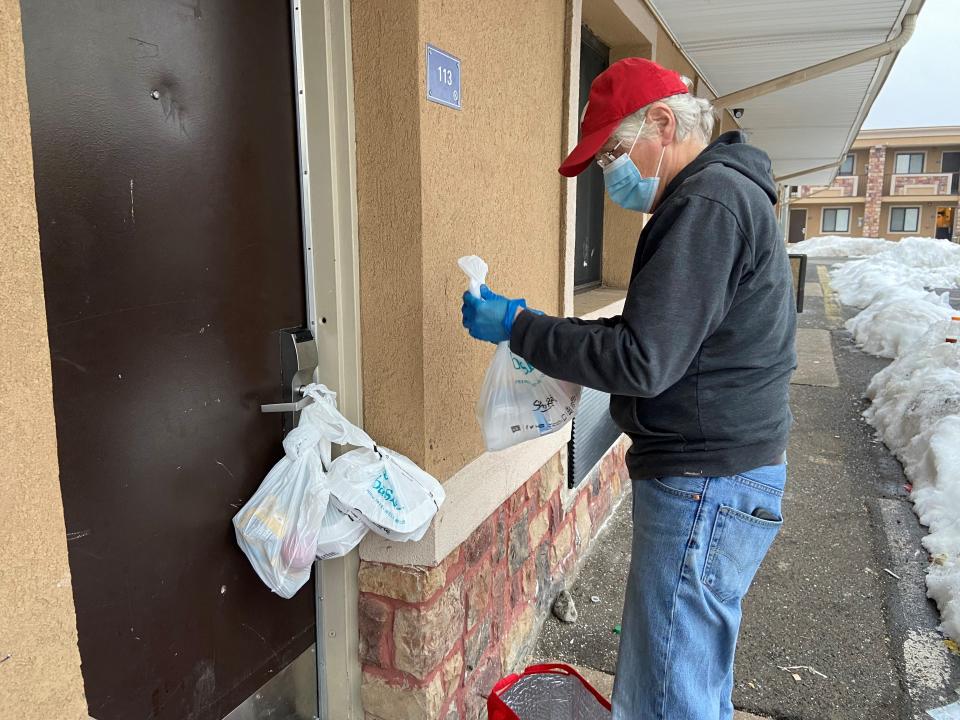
{"left": 297, "top": 385, "right": 372, "bottom": 557}
{"left": 315, "top": 503, "right": 368, "bottom": 560}
{"left": 328, "top": 446, "right": 444, "bottom": 541}
{"left": 304, "top": 385, "right": 445, "bottom": 542}
{"left": 459, "top": 255, "right": 581, "bottom": 452}
{"left": 232, "top": 421, "right": 330, "bottom": 598}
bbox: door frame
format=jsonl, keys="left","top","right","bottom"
{"left": 292, "top": 1, "right": 363, "bottom": 718}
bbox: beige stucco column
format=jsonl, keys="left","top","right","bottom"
{"left": 0, "top": 2, "right": 88, "bottom": 718}
{"left": 351, "top": 0, "right": 567, "bottom": 481}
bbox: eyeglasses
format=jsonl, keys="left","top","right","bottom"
{"left": 596, "top": 140, "right": 626, "bottom": 169}
{"left": 596, "top": 120, "right": 646, "bottom": 169}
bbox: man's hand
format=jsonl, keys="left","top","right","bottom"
{"left": 461, "top": 285, "right": 527, "bottom": 344}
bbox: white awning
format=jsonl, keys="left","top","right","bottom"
{"left": 649, "top": 0, "right": 923, "bottom": 185}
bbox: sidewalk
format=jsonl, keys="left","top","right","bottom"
{"left": 531, "top": 260, "right": 960, "bottom": 719}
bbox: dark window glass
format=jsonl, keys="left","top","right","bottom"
{"left": 895, "top": 153, "right": 924, "bottom": 174}
{"left": 838, "top": 154, "right": 855, "bottom": 175}
{"left": 891, "top": 207, "right": 920, "bottom": 233}
{"left": 823, "top": 207, "right": 850, "bottom": 232}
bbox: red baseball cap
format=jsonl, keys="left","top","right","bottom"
{"left": 559, "top": 58, "right": 689, "bottom": 177}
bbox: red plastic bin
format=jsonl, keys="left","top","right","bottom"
{"left": 488, "top": 663, "right": 612, "bottom": 720}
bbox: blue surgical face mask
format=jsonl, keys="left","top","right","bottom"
{"left": 602, "top": 119, "right": 665, "bottom": 213}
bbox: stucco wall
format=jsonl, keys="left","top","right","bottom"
{"left": 0, "top": 2, "right": 87, "bottom": 717}
{"left": 582, "top": 0, "right": 655, "bottom": 51}
{"left": 352, "top": 0, "right": 567, "bottom": 479}
{"left": 419, "top": 0, "right": 566, "bottom": 478}
{"left": 352, "top": 0, "right": 426, "bottom": 465}
{"left": 854, "top": 132, "right": 960, "bottom": 150}
{"left": 848, "top": 148, "right": 868, "bottom": 180}
{"left": 879, "top": 202, "right": 940, "bottom": 239}
{"left": 881, "top": 145, "right": 959, "bottom": 194}
{"left": 885, "top": 145, "right": 955, "bottom": 173}
{"left": 802, "top": 203, "right": 866, "bottom": 238}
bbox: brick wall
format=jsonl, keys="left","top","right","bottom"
{"left": 890, "top": 173, "right": 952, "bottom": 195}
{"left": 832, "top": 175, "right": 859, "bottom": 197}
{"left": 356, "top": 440, "right": 630, "bottom": 720}
{"left": 864, "top": 145, "right": 886, "bottom": 237}
{"left": 797, "top": 175, "right": 858, "bottom": 199}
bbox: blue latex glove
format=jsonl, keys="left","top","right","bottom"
{"left": 461, "top": 285, "right": 527, "bottom": 344}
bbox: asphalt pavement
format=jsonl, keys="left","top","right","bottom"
{"left": 534, "top": 258, "right": 960, "bottom": 719}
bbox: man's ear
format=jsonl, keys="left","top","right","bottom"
{"left": 647, "top": 103, "right": 676, "bottom": 146}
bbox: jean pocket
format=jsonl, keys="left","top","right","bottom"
{"left": 651, "top": 475, "right": 705, "bottom": 500}
{"left": 702, "top": 505, "right": 782, "bottom": 603}
{"left": 734, "top": 464, "right": 786, "bottom": 497}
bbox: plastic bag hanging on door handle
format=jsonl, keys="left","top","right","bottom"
{"left": 302, "top": 383, "right": 445, "bottom": 542}
{"left": 301, "top": 384, "right": 375, "bottom": 451}
{"left": 459, "top": 256, "right": 581, "bottom": 452}
{"left": 232, "top": 418, "right": 331, "bottom": 599}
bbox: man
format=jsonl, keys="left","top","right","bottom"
{"left": 462, "top": 58, "right": 797, "bottom": 719}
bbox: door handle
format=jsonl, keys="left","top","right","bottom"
{"left": 260, "top": 393, "right": 312, "bottom": 414}
{"left": 260, "top": 328, "right": 318, "bottom": 432}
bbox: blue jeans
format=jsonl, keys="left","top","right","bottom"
{"left": 611, "top": 464, "right": 786, "bottom": 720}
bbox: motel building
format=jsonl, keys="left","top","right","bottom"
{"left": 787, "top": 126, "right": 960, "bottom": 243}
{"left": 0, "top": 1, "right": 922, "bottom": 718}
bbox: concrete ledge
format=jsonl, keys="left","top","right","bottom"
{"left": 573, "top": 288, "right": 627, "bottom": 319}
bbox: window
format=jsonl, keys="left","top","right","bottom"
{"left": 838, "top": 154, "right": 855, "bottom": 176}
{"left": 890, "top": 207, "right": 920, "bottom": 233}
{"left": 894, "top": 152, "right": 924, "bottom": 174}
{"left": 822, "top": 207, "right": 851, "bottom": 233}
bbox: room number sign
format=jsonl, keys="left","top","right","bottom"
{"left": 426, "top": 44, "right": 461, "bottom": 110}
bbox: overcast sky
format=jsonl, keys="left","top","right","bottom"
{"left": 863, "top": 0, "right": 960, "bottom": 129}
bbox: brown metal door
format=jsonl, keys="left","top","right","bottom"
{"left": 20, "top": 2, "right": 314, "bottom": 719}
{"left": 788, "top": 208, "right": 807, "bottom": 243}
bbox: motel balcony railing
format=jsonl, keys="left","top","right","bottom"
{"left": 889, "top": 172, "right": 958, "bottom": 197}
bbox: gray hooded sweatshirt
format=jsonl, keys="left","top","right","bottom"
{"left": 510, "top": 131, "right": 797, "bottom": 480}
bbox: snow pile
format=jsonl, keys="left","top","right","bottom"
{"left": 844, "top": 287, "right": 955, "bottom": 358}
{"left": 864, "top": 326, "right": 960, "bottom": 640}
{"left": 789, "top": 235, "right": 894, "bottom": 258}
{"left": 830, "top": 236, "right": 960, "bottom": 308}
{"left": 834, "top": 236, "right": 960, "bottom": 640}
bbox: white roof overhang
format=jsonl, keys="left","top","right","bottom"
{"left": 648, "top": 0, "right": 924, "bottom": 185}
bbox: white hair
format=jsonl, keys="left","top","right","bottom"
{"left": 611, "top": 76, "right": 716, "bottom": 148}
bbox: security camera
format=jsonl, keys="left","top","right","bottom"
{"left": 732, "top": 108, "right": 745, "bottom": 119}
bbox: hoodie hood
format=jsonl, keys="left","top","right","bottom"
{"left": 663, "top": 130, "right": 778, "bottom": 205}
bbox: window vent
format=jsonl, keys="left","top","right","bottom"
{"left": 568, "top": 387, "right": 623, "bottom": 488}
